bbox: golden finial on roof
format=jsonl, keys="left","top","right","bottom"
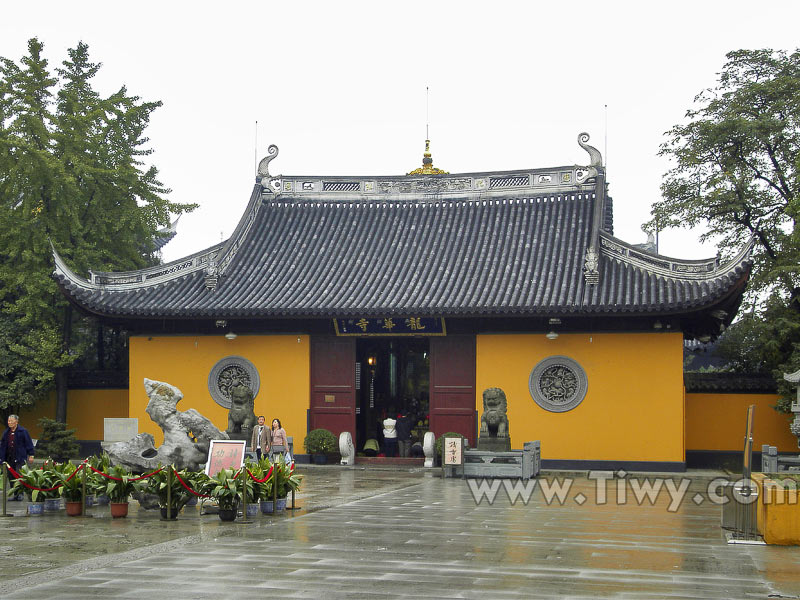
{"left": 407, "top": 139, "right": 448, "bottom": 176}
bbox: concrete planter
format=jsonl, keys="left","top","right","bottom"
{"left": 752, "top": 473, "right": 800, "bottom": 545}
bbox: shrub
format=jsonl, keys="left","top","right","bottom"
{"left": 34, "top": 418, "right": 80, "bottom": 462}
{"left": 303, "top": 428, "right": 337, "bottom": 454}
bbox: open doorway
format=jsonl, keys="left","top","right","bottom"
{"left": 355, "top": 338, "right": 429, "bottom": 455}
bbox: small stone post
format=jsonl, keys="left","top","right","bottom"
{"left": 1, "top": 463, "right": 11, "bottom": 518}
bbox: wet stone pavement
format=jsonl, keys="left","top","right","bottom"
{"left": 0, "top": 467, "right": 799, "bottom": 599}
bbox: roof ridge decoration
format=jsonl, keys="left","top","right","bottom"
{"left": 407, "top": 139, "right": 448, "bottom": 176}
{"left": 257, "top": 144, "right": 282, "bottom": 194}
{"left": 578, "top": 132, "right": 605, "bottom": 286}
{"left": 51, "top": 239, "right": 224, "bottom": 292}
{"left": 598, "top": 232, "right": 755, "bottom": 280}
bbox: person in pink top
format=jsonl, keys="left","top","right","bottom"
{"left": 269, "top": 418, "right": 288, "bottom": 458}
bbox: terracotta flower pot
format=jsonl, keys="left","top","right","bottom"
{"left": 65, "top": 501, "right": 82, "bottom": 516}
{"left": 110, "top": 502, "right": 129, "bottom": 518}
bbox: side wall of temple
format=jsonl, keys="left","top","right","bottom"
{"left": 128, "top": 334, "right": 310, "bottom": 447}
{"left": 476, "top": 332, "right": 686, "bottom": 467}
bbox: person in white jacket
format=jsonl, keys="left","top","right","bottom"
{"left": 383, "top": 411, "right": 398, "bottom": 457}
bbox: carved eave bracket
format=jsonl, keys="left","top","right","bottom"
{"left": 257, "top": 144, "right": 282, "bottom": 196}
{"left": 204, "top": 258, "right": 219, "bottom": 291}
{"left": 583, "top": 247, "right": 600, "bottom": 285}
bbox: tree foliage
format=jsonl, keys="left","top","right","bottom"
{"left": 647, "top": 48, "right": 800, "bottom": 412}
{"left": 0, "top": 38, "right": 196, "bottom": 412}
{"left": 649, "top": 48, "right": 800, "bottom": 295}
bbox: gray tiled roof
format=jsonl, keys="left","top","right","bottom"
{"left": 53, "top": 185, "right": 752, "bottom": 320}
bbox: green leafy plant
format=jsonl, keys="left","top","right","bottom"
{"left": 304, "top": 428, "right": 337, "bottom": 455}
{"left": 10, "top": 466, "right": 51, "bottom": 502}
{"left": 50, "top": 461, "right": 86, "bottom": 502}
{"left": 100, "top": 464, "right": 138, "bottom": 503}
{"left": 245, "top": 458, "right": 272, "bottom": 501}
{"left": 141, "top": 466, "right": 192, "bottom": 510}
{"left": 204, "top": 468, "right": 252, "bottom": 510}
{"left": 273, "top": 457, "right": 302, "bottom": 499}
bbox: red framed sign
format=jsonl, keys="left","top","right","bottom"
{"left": 205, "top": 439, "right": 247, "bottom": 476}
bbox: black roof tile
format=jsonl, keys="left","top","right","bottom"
{"left": 53, "top": 187, "right": 752, "bottom": 321}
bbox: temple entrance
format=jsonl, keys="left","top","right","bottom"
{"left": 355, "top": 338, "right": 429, "bottom": 454}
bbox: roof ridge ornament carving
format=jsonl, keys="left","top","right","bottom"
{"left": 257, "top": 144, "right": 282, "bottom": 195}
{"left": 407, "top": 139, "right": 448, "bottom": 175}
{"left": 577, "top": 132, "right": 603, "bottom": 168}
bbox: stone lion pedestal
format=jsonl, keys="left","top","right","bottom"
{"left": 477, "top": 387, "right": 511, "bottom": 452}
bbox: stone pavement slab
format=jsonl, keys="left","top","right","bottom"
{"left": 1, "top": 469, "right": 799, "bottom": 599}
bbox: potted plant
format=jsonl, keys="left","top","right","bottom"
{"left": 88, "top": 453, "right": 113, "bottom": 505}
{"left": 52, "top": 461, "right": 86, "bottom": 516}
{"left": 40, "top": 461, "right": 64, "bottom": 511}
{"left": 271, "top": 456, "right": 303, "bottom": 511}
{"left": 304, "top": 428, "right": 337, "bottom": 464}
{"left": 10, "top": 466, "right": 49, "bottom": 515}
{"left": 100, "top": 464, "right": 139, "bottom": 518}
{"left": 142, "top": 465, "right": 191, "bottom": 519}
{"left": 249, "top": 457, "right": 275, "bottom": 514}
{"left": 205, "top": 468, "right": 251, "bottom": 521}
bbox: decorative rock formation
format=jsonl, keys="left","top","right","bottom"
{"left": 478, "top": 387, "right": 511, "bottom": 452}
{"left": 103, "top": 378, "right": 228, "bottom": 472}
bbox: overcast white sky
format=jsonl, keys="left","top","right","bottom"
{"left": 3, "top": 1, "right": 799, "bottom": 264}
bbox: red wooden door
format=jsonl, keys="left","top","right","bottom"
{"left": 429, "top": 335, "right": 476, "bottom": 445}
{"left": 309, "top": 336, "right": 356, "bottom": 440}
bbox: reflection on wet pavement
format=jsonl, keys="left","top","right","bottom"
{"left": 1, "top": 467, "right": 799, "bottom": 599}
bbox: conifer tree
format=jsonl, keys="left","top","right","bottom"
{"left": 0, "top": 38, "right": 196, "bottom": 416}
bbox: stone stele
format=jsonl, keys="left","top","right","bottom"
{"left": 477, "top": 387, "right": 511, "bottom": 452}
{"left": 102, "top": 378, "right": 229, "bottom": 472}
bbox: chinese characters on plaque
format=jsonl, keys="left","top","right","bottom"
{"left": 443, "top": 436, "right": 464, "bottom": 466}
{"left": 333, "top": 317, "right": 446, "bottom": 336}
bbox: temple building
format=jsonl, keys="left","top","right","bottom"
{"left": 52, "top": 133, "right": 757, "bottom": 471}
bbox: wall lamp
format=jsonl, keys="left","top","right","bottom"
{"left": 224, "top": 331, "right": 237, "bottom": 340}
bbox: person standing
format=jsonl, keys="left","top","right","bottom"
{"left": 0, "top": 415, "right": 35, "bottom": 499}
{"left": 383, "top": 412, "right": 398, "bottom": 458}
{"left": 251, "top": 415, "right": 270, "bottom": 461}
{"left": 269, "top": 418, "right": 288, "bottom": 459}
{"left": 395, "top": 410, "right": 414, "bottom": 458}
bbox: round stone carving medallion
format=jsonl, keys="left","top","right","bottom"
{"left": 529, "top": 355, "right": 588, "bottom": 413}
{"left": 208, "top": 356, "right": 260, "bottom": 409}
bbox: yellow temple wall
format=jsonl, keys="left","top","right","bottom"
{"left": 476, "top": 332, "right": 685, "bottom": 463}
{"left": 128, "top": 335, "right": 310, "bottom": 447}
{"left": 685, "top": 392, "right": 797, "bottom": 452}
{"left": 18, "top": 389, "right": 129, "bottom": 440}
